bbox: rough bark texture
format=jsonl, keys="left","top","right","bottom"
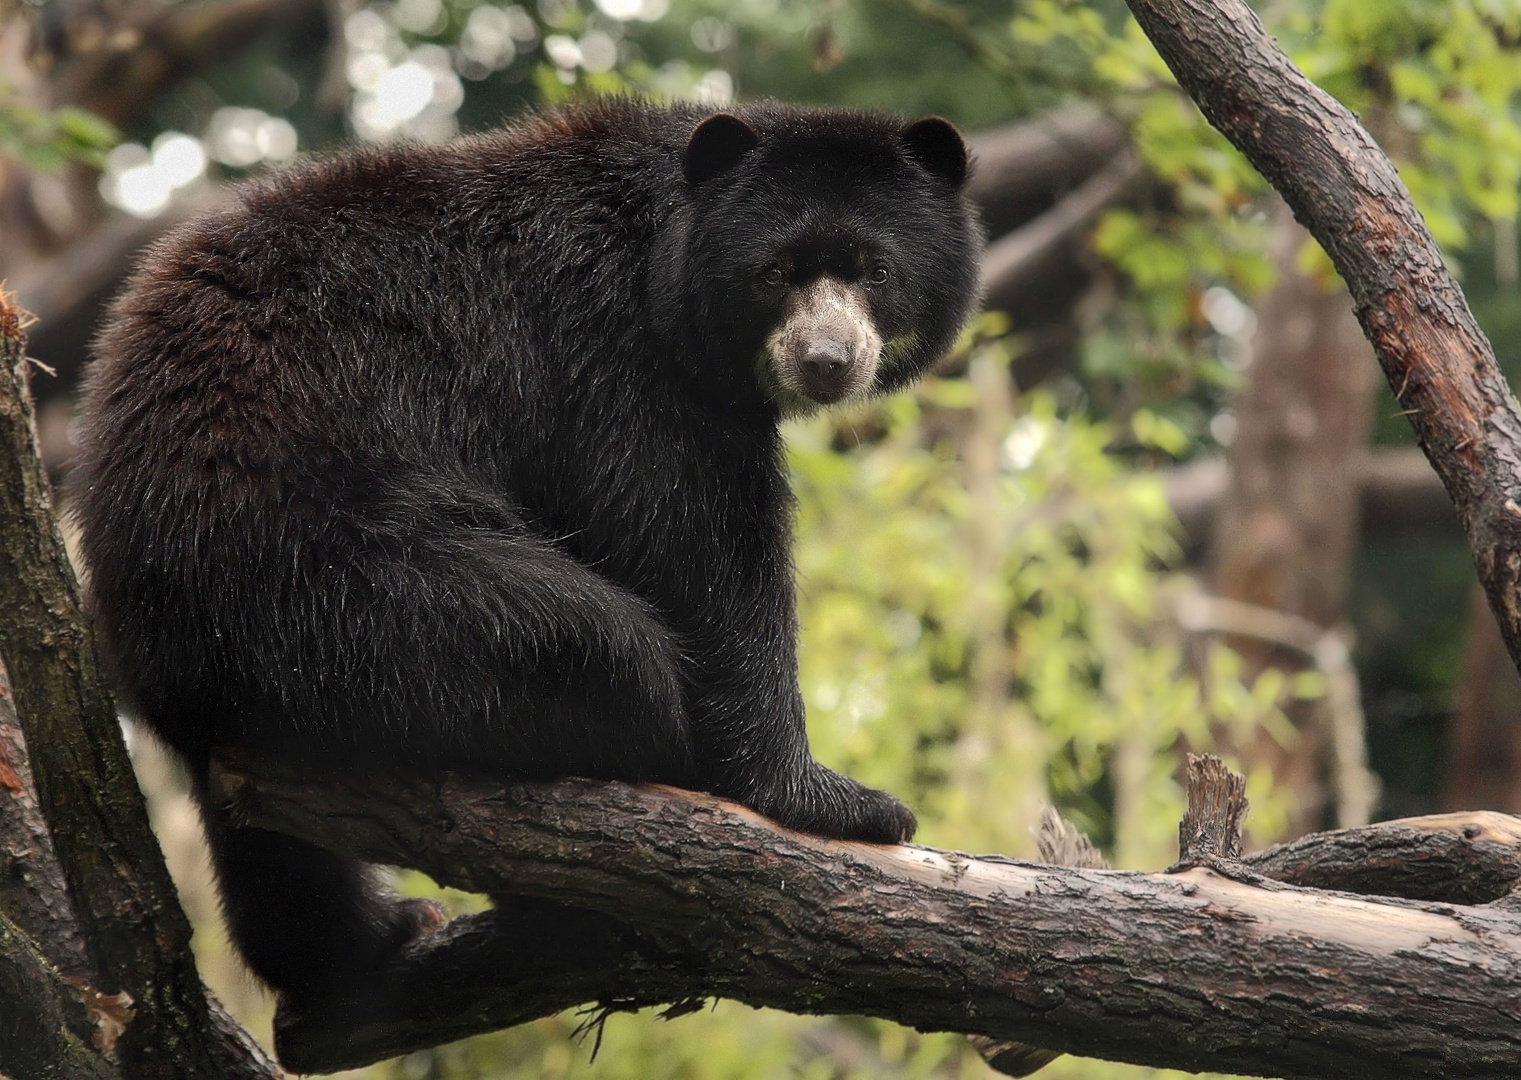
{"left": 1121, "top": 0, "right": 1521, "bottom": 691}
{"left": 213, "top": 759, "right": 1521, "bottom": 1079}
{"left": 1173, "top": 752, "right": 1248, "bottom": 865}
{"left": 1246, "top": 810, "right": 1521, "bottom": 904}
{"left": 0, "top": 295, "right": 237, "bottom": 1078}
{"left": 0, "top": 655, "right": 90, "bottom": 978}
{"left": 0, "top": 909, "right": 120, "bottom": 1080}
{"left": 5, "top": 590, "right": 269, "bottom": 1080}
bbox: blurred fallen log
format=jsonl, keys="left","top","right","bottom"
{"left": 1167, "top": 447, "right": 1460, "bottom": 552}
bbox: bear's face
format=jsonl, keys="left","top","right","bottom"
{"left": 671, "top": 109, "right": 981, "bottom": 416}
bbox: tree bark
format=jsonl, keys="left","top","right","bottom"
{"left": 0, "top": 655, "right": 90, "bottom": 978}
{"left": 1119, "top": 0, "right": 1521, "bottom": 692}
{"left": 1246, "top": 809, "right": 1521, "bottom": 904}
{"left": 0, "top": 295, "right": 269, "bottom": 1078}
{"left": 0, "top": 909, "right": 120, "bottom": 1080}
{"left": 213, "top": 757, "right": 1521, "bottom": 1079}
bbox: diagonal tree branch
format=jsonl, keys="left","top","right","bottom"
{"left": 1118, "top": 0, "right": 1521, "bottom": 686}
{"left": 964, "top": 105, "right": 1131, "bottom": 238}
{"left": 214, "top": 758, "right": 1521, "bottom": 1079}
{"left": 0, "top": 294, "right": 220, "bottom": 1078}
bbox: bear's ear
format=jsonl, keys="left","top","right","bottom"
{"left": 902, "top": 116, "right": 968, "bottom": 189}
{"left": 685, "top": 113, "right": 760, "bottom": 187}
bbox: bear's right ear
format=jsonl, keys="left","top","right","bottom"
{"left": 685, "top": 113, "right": 759, "bottom": 187}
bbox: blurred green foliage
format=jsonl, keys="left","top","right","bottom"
{"left": 0, "top": 86, "right": 117, "bottom": 170}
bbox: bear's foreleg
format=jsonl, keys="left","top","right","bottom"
{"left": 672, "top": 553, "right": 917, "bottom": 846}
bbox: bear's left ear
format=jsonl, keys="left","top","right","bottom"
{"left": 685, "top": 113, "right": 760, "bottom": 187}
{"left": 902, "top": 116, "right": 968, "bottom": 189}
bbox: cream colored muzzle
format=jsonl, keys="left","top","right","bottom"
{"left": 766, "top": 278, "right": 882, "bottom": 407}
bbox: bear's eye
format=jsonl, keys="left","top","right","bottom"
{"left": 763, "top": 266, "right": 787, "bottom": 287}
{"left": 867, "top": 265, "right": 890, "bottom": 286}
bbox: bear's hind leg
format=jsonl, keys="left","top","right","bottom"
{"left": 201, "top": 813, "right": 443, "bottom": 1014}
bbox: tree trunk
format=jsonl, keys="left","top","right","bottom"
{"left": 0, "top": 295, "right": 276, "bottom": 1078}
{"left": 1209, "top": 200, "right": 1381, "bottom": 835}
{"left": 1446, "top": 584, "right": 1521, "bottom": 812}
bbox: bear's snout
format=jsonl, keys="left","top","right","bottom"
{"left": 799, "top": 337, "right": 856, "bottom": 399}
{"left": 767, "top": 276, "right": 883, "bottom": 407}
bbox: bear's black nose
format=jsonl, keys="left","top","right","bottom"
{"left": 801, "top": 338, "right": 854, "bottom": 381}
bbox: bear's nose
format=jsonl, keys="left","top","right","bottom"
{"left": 800, "top": 338, "right": 854, "bottom": 380}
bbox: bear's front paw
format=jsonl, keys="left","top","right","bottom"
{"left": 759, "top": 765, "right": 917, "bottom": 844}
{"left": 832, "top": 779, "right": 918, "bottom": 844}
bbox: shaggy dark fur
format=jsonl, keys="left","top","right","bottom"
{"left": 73, "top": 99, "right": 981, "bottom": 1009}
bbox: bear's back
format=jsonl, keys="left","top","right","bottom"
{"left": 78, "top": 104, "right": 695, "bottom": 514}
{"left": 70, "top": 105, "right": 711, "bottom": 723}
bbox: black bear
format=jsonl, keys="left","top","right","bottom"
{"left": 72, "top": 99, "right": 981, "bottom": 1013}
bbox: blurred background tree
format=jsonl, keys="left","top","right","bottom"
{"left": 5, "top": 0, "right": 1521, "bottom": 1078}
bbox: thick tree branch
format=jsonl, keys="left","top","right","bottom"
{"left": 0, "top": 657, "right": 90, "bottom": 978}
{"left": 0, "top": 294, "right": 279, "bottom": 1078}
{"left": 0, "top": 910, "right": 119, "bottom": 1080}
{"left": 215, "top": 758, "right": 1521, "bottom": 1079}
{"left": 1119, "top": 0, "right": 1521, "bottom": 685}
{"left": 1246, "top": 811, "right": 1521, "bottom": 904}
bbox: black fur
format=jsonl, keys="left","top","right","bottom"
{"left": 73, "top": 99, "right": 981, "bottom": 1009}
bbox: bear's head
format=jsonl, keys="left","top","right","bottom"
{"left": 660, "top": 106, "right": 982, "bottom": 415}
